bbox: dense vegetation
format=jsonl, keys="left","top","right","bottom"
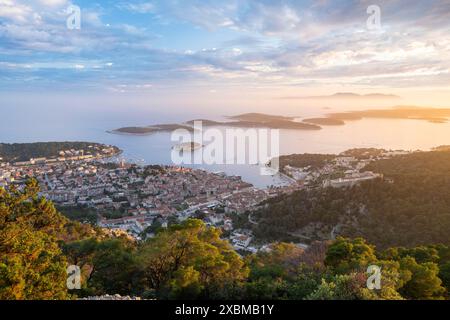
{"left": 0, "top": 183, "right": 248, "bottom": 299}
{"left": 277, "top": 153, "right": 336, "bottom": 172}
{"left": 0, "top": 180, "right": 98, "bottom": 299}
{"left": 340, "top": 148, "right": 387, "bottom": 159}
{"left": 113, "top": 127, "right": 158, "bottom": 134}
{"left": 254, "top": 150, "right": 450, "bottom": 248}
{"left": 57, "top": 206, "right": 98, "bottom": 225}
{"left": 2, "top": 181, "right": 450, "bottom": 300}
{"left": 0, "top": 142, "right": 118, "bottom": 162}
{"left": 112, "top": 124, "right": 194, "bottom": 135}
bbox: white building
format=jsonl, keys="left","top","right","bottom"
{"left": 324, "top": 171, "right": 382, "bottom": 188}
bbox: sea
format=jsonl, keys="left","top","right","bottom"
{"left": 1, "top": 102, "right": 449, "bottom": 188}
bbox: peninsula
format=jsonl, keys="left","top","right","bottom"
{"left": 0, "top": 141, "right": 120, "bottom": 164}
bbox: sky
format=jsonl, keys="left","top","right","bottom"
{"left": 1, "top": 0, "right": 450, "bottom": 110}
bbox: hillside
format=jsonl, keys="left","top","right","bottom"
{"left": 0, "top": 142, "right": 119, "bottom": 162}
{"left": 254, "top": 149, "right": 450, "bottom": 248}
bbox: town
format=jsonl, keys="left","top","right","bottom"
{"left": 0, "top": 146, "right": 287, "bottom": 252}
{"left": 0, "top": 145, "right": 412, "bottom": 254}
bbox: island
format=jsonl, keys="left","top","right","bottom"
{"left": 326, "top": 106, "right": 450, "bottom": 124}
{"left": 172, "top": 142, "right": 203, "bottom": 152}
{"left": 302, "top": 118, "right": 345, "bottom": 126}
{"left": 109, "top": 127, "right": 159, "bottom": 135}
{"left": 188, "top": 117, "right": 321, "bottom": 130}
{"left": 109, "top": 124, "right": 195, "bottom": 135}
{"left": 224, "top": 113, "right": 322, "bottom": 129}
{"left": 185, "top": 119, "right": 224, "bottom": 126}
{"left": 227, "top": 112, "right": 295, "bottom": 122}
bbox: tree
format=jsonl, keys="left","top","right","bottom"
{"left": 247, "top": 242, "right": 305, "bottom": 280}
{"left": 137, "top": 219, "right": 248, "bottom": 299}
{"left": 167, "top": 266, "right": 203, "bottom": 299}
{"left": 0, "top": 180, "right": 69, "bottom": 299}
{"left": 245, "top": 242, "right": 328, "bottom": 300}
{"left": 399, "top": 257, "right": 446, "bottom": 300}
{"left": 325, "top": 237, "right": 377, "bottom": 274}
{"left": 438, "top": 261, "right": 450, "bottom": 294}
{"left": 63, "top": 238, "right": 137, "bottom": 297}
{"left": 382, "top": 246, "right": 440, "bottom": 264}
{"left": 306, "top": 273, "right": 368, "bottom": 300}
{"left": 284, "top": 270, "right": 323, "bottom": 300}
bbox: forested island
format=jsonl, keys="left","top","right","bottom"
{"left": 108, "top": 124, "right": 195, "bottom": 135}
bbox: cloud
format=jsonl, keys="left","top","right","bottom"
{"left": 1, "top": 0, "right": 450, "bottom": 93}
{"left": 116, "top": 2, "right": 154, "bottom": 14}
{"left": 37, "top": 0, "right": 68, "bottom": 7}
{"left": 0, "top": 0, "right": 33, "bottom": 23}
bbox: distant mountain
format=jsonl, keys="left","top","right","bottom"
{"left": 280, "top": 92, "right": 401, "bottom": 100}
{"left": 329, "top": 92, "right": 400, "bottom": 99}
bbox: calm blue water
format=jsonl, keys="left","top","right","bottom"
{"left": 1, "top": 103, "right": 450, "bottom": 188}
